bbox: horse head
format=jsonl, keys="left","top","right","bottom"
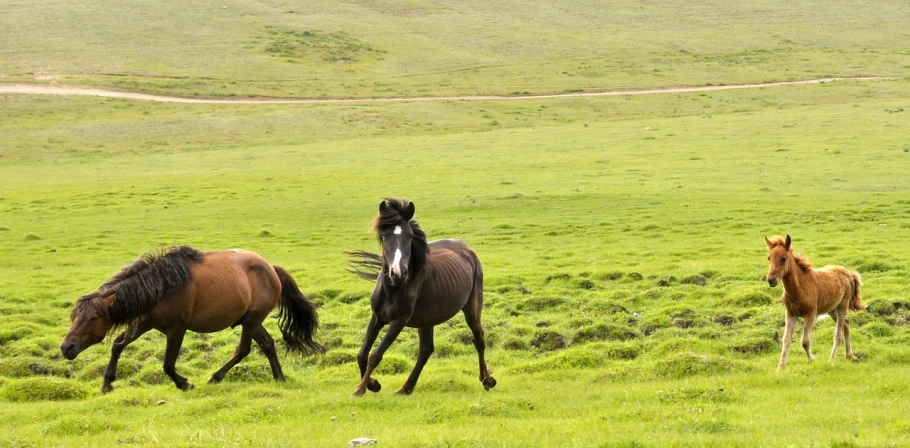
{"left": 61, "top": 293, "right": 116, "bottom": 360}
{"left": 374, "top": 198, "right": 426, "bottom": 287}
{"left": 764, "top": 234, "right": 792, "bottom": 287}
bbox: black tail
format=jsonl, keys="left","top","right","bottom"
{"left": 273, "top": 265, "right": 325, "bottom": 355}
{"left": 345, "top": 250, "right": 382, "bottom": 281}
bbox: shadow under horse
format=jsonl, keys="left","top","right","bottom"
{"left": 347, "top": 198, "right": 496, "bottom": 396}
{"left": 61, "top": 246, "right": 324, "bottom": 393}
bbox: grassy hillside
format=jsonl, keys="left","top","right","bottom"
{"left": 2, "top": 0, "right": 909, "bottom": 97}
{"left": 1, "top": 78, "right": 910, "bottom": 446}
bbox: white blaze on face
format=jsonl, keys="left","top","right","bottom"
{"left": 390, "top": 247, "right": 403, "bottom": 278}
{"left": 394, "top": 226, "right": 402, "bottom": 235}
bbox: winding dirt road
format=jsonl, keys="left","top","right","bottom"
{"left": 0, "top": 77, "right": 889, "bottom": 104}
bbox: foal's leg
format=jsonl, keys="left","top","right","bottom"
{"left": 464, "top": 301, "right": 496, "bottom": 390}
{"left": 843, "top": 318, "right": 858, "bottom": 361}
{"left": 397, "top": 326, "right": 434, "bottom": 395}
{"left": 102, "top": 321, "right": 152, "bottom": 394}
{"left": 352, "top": 317, "right": 407, "bottom": 397}
{"left": 163, "top": 329, "right": 193, "bottom": 391}
{"left": 829, "top": 309, "right": 845, "bottom": 362}
{"left": 209, "top": 324, "right": 256, "bottom": 384}
{"left": 778, "top": 312, "right": 797, "bottom": 371}
{"left": 356, "top": 314, "right": 384, "bottom": 393}
{"left": 801, "top": 312, "right": 817, "bottom": 362}
{"left": 252, "top": 324, "right": 285, "bottom": 381}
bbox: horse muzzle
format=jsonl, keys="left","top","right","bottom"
{"left": 61, "top": 342, "right": 80, "bottom": 360}
{"left": 389, "top": 268, "right": 409, "bottom": 287}
{"left": 766, "top": 277, "right": 779, "bottom": 288}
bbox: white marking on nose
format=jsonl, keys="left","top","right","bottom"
{"left": 394, "top": 226, "right": 402, "bottom": 235}
{"left": 390, "top": 247, "right": 403, "bottom": 277}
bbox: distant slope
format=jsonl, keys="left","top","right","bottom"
{"left": 1, "top": 0, "right": 908, "bottom": 97}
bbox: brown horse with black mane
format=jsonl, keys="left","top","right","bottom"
{"left": 61, "top": 246, "right": 323, "bottom": 393}
{"left": 347, "top": 198, "right": 496, "bottom": 396}
{"left": 765, "top": 235, "right": 865, "bottom": 371}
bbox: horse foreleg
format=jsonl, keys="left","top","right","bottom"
{"left": 209, "top": 325, "right": 255, "bottom": 384}
{"left": 464, "top": 305, "right": 496, "bottom": 390}
{"left": 356, "top": 314, "right": 384, "bottom": 394}
{"left": 397, "top": 327, "right": 434, "bottom": 395}
{"left": 163, "top": 329, "right": 192, "bottom": 391}
{"left": 801, "top": 313, "right": 817, "bottom": 363}
{"left": 102, "top": 321, "right": 152, "bottom": 394}
{"left": 352, "top": 317, "right": 406, "bottom": 397}
{"left": 252, "top": 324, "right": 285, "bottom": 382}
{"left": 778, "top": 313, "right": 797, "bottom": 371}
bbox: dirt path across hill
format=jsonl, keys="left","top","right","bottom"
{"left": 0, "top": 77, "right": 889, "bottom": 104}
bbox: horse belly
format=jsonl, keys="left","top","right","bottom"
{"left": 813, "top": 266, "right": 851, "bottom": 314}
{"left": 406, "top": 281, "right": 472, "bottom": 328}
{"left": 183, "top": 257, "right": 255, "bottom": 333}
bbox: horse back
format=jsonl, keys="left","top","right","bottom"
{"left": 178, "top": 250, "right": 280, "bottom": 333}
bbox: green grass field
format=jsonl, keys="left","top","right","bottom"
{"left": 3, "top": 1, "right": 910, "bottom": 447}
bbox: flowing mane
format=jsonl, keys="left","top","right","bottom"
{"left": 766, "top": 235, "right": 812, "bottom": 273}
{"left": 72, "top": 246, "right": 204, "bottom": 331}
{"left": 371, "top": 197, "right": 428, "bottom": 276}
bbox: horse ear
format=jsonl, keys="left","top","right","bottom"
{"left": 102, "top": 294, "right": 117, "bottom": 307}
{"left": 403, "top": 202, "right": 415, "bottom": 221}
{"left": 764, "top": 236, "right": 772, "bottom": 248}
{"left": 784, "top": 235, "right": 792, "bottom": 250}
{"left": 379, "top": 201, "right": 388, "bottom": 213}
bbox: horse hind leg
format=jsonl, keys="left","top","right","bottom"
{"left": 396, "top": 326, "right": 434, "bottom": 395}
{"left": 209, "top": 324, "right": 256, "bottom": 384}
{"left": 463, "top": 301, "right": 496, "bottom": 391}
{"left": 828, "top": 309, "right": 845, "bottom": 362}
{"left": 843, "top": 317, "right": 858, "bottom": 361}
{"left": 252, "top": 324, "right": 285, "bottom": 381}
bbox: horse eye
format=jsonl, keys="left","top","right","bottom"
{"left": 780, "top": 257, "right": 786, "bottom": 264}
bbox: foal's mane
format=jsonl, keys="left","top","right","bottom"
{"left": 72, "top": 246, "right": 204, "bottom": 332}
{"left": 766, "top": 236, "right": 812, "bottom": 273}
{"left": 372, "top": 198, "right": 429, "bottom": 275}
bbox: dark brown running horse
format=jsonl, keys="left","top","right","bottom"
{"left": 61, "top": 246, "right": 323, "bottom": 393}
{"left": 347, "top": 198, "right": 496, "bottom": 396}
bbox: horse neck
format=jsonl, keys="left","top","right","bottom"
{"left": 781, "top": 256, "right": 808, "bottom": 294}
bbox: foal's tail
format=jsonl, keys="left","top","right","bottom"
{"left": 345, "top": 250, "right": 382, "bottom": 281}
{"left": 273, "top": 265, "right": 325, "bottom": 355}
{"left": 849, "top": 271, "right": 866, "bottom": 312}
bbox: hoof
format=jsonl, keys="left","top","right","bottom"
{"left": 178, "top": 382, "right": 194, "bottom": 391}
{"left": 274, "top": 375, "right": 287, "bottom": 382}
{"left": 776, "top": 364, "right": 786, "bottom": 372}
{"left": 394, "top": 388, "right": 413, "bottom": 396}
{"left": 351, "top": 387, "right": 366, "bottom": 398}
{"left": 101, "top": 384, "right": 114, "bottom": 395}
{"left": 483, "top": 376, "right": 497, "bottom": 391}
{"left": 208, "top": 376, "right": 222, "bottom": 385}
{"left": 367, "top": 379, "right": 381, "bottom": 393}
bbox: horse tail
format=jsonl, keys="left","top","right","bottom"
{"left": 273, "top": 265, "right": 325, "bottom": 355}
{"left": 849, "top": 271, "right": 866, "bottom": 311}
{"left": 345, "top": 250, "right": 382, "bottom": 281}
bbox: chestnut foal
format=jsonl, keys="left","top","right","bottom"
{"left": 765, "top": 235, "right": 865, "bottom": 371}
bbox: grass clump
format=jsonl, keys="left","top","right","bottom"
{"left": 1, "top": 377, "right": 88, "bottom": 402}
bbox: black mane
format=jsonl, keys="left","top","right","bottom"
{"left": 372, "top": 198, "right": 429, "bottom": 277}
{"left": 72, "top": 246, "right": 204, "bottom": 332}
